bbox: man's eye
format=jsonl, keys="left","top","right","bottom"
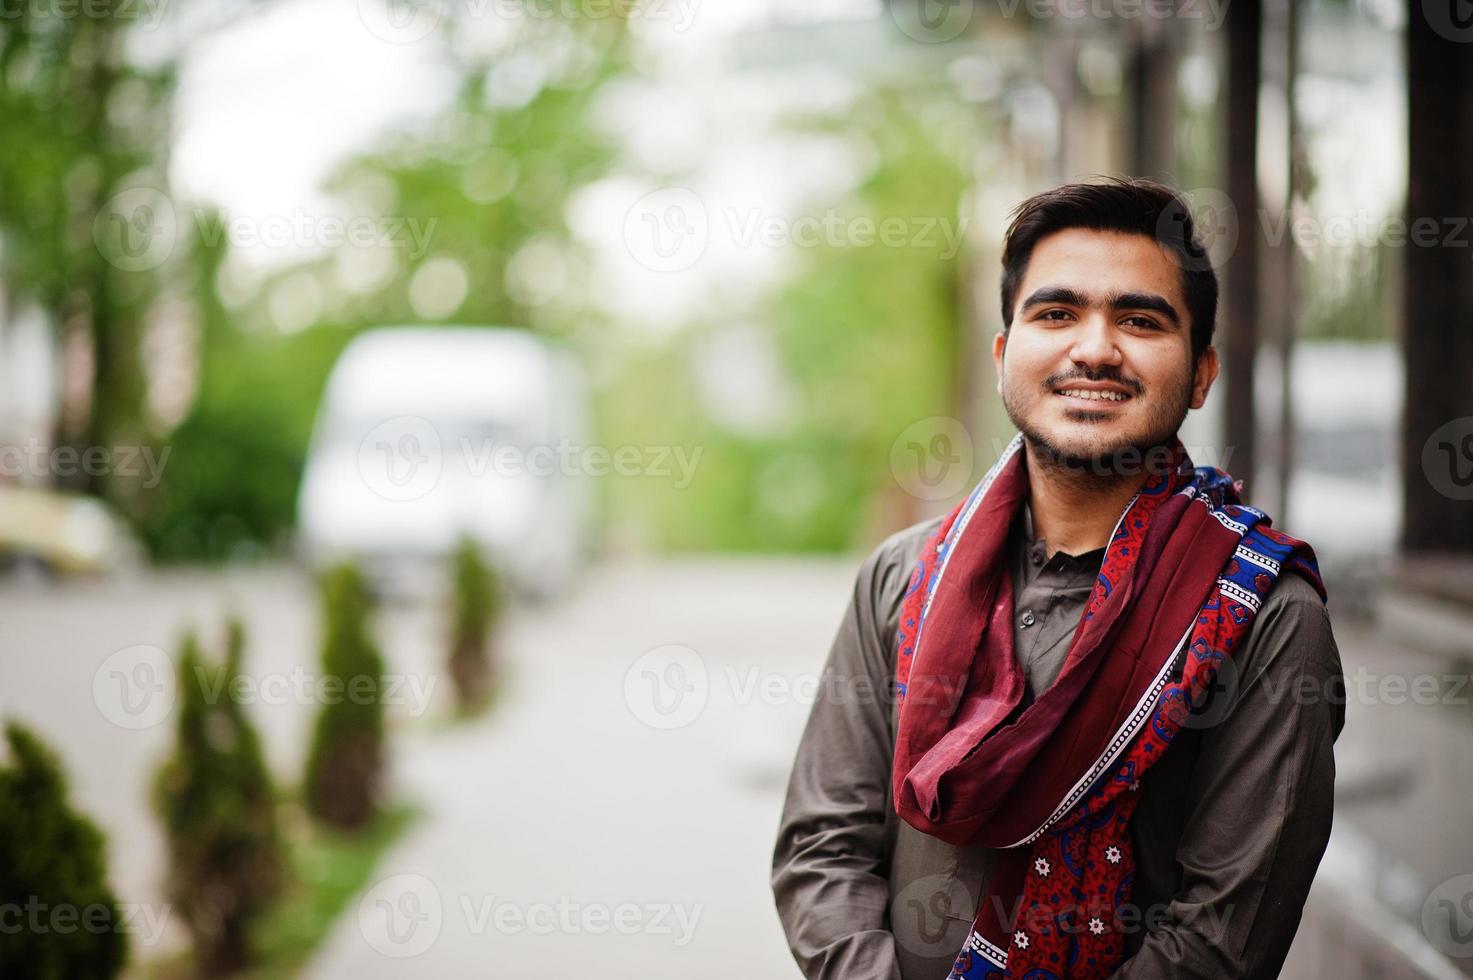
{"left": 1039, "top": 309, "right": 1072, "bottom": 321}
{"left": 1123, "top": 316, "right": 1160, "bottom": 330}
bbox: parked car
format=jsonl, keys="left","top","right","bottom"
{"left": 0, "top": 482, "right": 142, "bottom": 578}
{"left": 296, "top": 327, "right": 593, "bottom": 598}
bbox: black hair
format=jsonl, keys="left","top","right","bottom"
{"left": 999, "top": 177, "right": 1218, "bottom": 361}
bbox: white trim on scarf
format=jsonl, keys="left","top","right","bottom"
{"left": 1003, "top": 613, "right": 1197, "bottom": 848}
{"left": 967, "top": 929, "right": 1009, "bottom": 970}
{"left": 911, "top": 433, "right": 1024, "bottom": 675}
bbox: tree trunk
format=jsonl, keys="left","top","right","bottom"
{"left": 1402, "top": 7, "right": 1473, "bottom": 554}
{"left": 1223, "top": 0, "right": 1261, "bottom": 496}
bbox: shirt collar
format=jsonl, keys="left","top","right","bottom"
{"left": 1021, "top": 502, "right": 1107, "bottom": 572}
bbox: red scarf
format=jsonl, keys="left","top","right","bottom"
{"left": 892, "top": 434, "right": 1323, "bottom": 978}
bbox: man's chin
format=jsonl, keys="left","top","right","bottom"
{"left": 1018, "top": 426, "right": 1173, "bottom": 478}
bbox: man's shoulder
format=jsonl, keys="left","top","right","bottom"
{"left": 858, "top": 514, "right": 946, "bottom": 589}
{"left": 848, "top": 515, "right": 947, "bottom": 648}
{"left": 1236, "top": 566, "right": 1342, "bottom": 714}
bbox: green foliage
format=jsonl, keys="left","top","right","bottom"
{"left": 152, "top": 622, "right": 285, "bottom": 976}
{"left": 0, "top": 6, "right": 175, "bottom": 493}
{"left": 142, "top": 805, "right": 421, "bottom": 980}
{"left": 0, "top": 722, "right": 127, "bottom": 979}
{"left": 136, "top": 325, "right": 357, "bottom": 562}
{"left": 303, "top": 564, "right": 386, "bottom": 830}
{"left": 324, "top": 14, "right": 628, "bottom": 335}
{"left": 603, "top": 83, "right": 972, "bottom": 552}
{"left": 1299, "top": 237, "right": 1396, "bottom": 342}
{"left": 137, "top": 11, "right": 631, "bottom": 563}
{"left": 243, "top": 804, "right": 419, "bottom": 978}
{"left": 448, "top": 537, "right": 502, "bottom": 714}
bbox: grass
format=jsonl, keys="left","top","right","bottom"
{"left": 142, "top": 801, "right": 420, "bottom": 980}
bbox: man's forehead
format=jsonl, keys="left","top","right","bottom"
{"left": 1017, "top": 228, "right": 1185, "bottom": 303}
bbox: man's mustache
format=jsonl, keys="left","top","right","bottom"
{"left": 1042, "top": 369, "right": 1144, "bottom": 395}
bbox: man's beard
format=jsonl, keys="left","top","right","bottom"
{"left": 999, "top": 367, "right": 1193, "bottom": 483}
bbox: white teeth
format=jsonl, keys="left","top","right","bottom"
{"left": 1057, "top": 388, "right": 1129, "bottom": 402}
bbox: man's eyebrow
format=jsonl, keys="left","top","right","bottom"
{"left": 1020, "top": 286, "right": 1090, "bottom": 312}
{"left": 1020, "top": 286, "right": 1182, "bottom": 329}
{"left": 1111, "top": 291, "right": 1182, "bottom": 328}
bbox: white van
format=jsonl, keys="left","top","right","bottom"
{"left": 296, "top": 327, "right": 592, "bottom": 598}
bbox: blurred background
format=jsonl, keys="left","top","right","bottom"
{"left": 2, "top": 0, "right": 1472, "bottom": 976}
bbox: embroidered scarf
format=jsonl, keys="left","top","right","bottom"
{"left": 892, "top": 433, "right": 1324, "bottom": 979}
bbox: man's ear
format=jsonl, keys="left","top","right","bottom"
{"left": 992, "top": 329, "right": 1008, "bottom": 395}
{"left": 1190, "top": 346, "right": 1219, "bottom": 409}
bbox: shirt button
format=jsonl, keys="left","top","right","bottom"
{"left": 1031, "top": 551, "right": 1043, "bottom": 567}
{"left": 1020, "top": 610, "right": 1036, "bottom": 628}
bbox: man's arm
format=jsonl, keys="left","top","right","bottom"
{"left": 1113, "top": 572, "right": 1345, "bottom": 979}
{"left": 771, "top": 531, "right": 919, "bottom": 980}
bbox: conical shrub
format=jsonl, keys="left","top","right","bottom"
{"left": 153, "top": 621, "right": 284, "bottom": 976}
{"left": 0, "top": 722, "right": 127, "bottom": 979}
{"left": 448, "top": 537, "right": 502, "bottom": 714}
{"left": 303, "top": 562, "right": 385, "bottom": 829}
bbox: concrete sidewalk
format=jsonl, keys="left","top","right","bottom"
{"left": 1283, "top": 613, "right": 1473, "bottom": 979}
{"left": 303, "top": 556, "right": 852, "bottom": 979}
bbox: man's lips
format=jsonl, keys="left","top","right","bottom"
{"left": 1052, "top": 384, "right": 1134, "bottom": 405}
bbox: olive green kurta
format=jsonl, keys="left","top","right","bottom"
{"left": 772, "top": 506, "right": 1344, "bottom": 980}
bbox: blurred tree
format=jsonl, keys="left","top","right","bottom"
{"left": 304, "top": 563, "right": 386, "bottom": 830}
{"left": 1403, "top": 6, "right": 1473, "bottom": 555}
{"left": 1222, "top": 0, "right": 1262, "bottom": 498}
{"left": 325, "top": 12, "right": 628, "bottom": 334}
{"left": 603, "top": 82, "right": 972, "bottom": 552}
{"left": 153, "top": 621, "right": 285, "bottom": 976}
{"left": 0, "top": 3, "right": 174, "bottom": 497}
{"left": 0, "top": 722, "right": 127, "bottom": 979}
{"left": 448, "top": 537, "right": 501, "bottom": 715}
{"left": 136, "top": 227, "right": 355, "bottom": 562}
{"left": 136, "top": 9, "right": 631, "bottom": 562}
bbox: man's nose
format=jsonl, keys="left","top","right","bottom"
{"left": 1068, "top": 313, "right": 1123, "bottom": 369}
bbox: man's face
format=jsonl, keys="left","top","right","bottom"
{"left": 993, "top": 228, "right": 1218, "bottom": 472}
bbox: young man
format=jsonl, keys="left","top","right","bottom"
{"left": 771, "top": 179, "right": 1343, "bottom": 980}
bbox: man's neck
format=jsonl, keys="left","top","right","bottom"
{"left": 1022, "top": 443, "right": 1155, "bottom": 559}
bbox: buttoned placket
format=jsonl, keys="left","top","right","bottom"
{"left": 1010, "top": 507, "right": 1106, "bottom": 698}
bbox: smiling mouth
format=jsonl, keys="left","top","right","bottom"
{"left": 1054, "top": 388, "right": 1132, "bottom": 404}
